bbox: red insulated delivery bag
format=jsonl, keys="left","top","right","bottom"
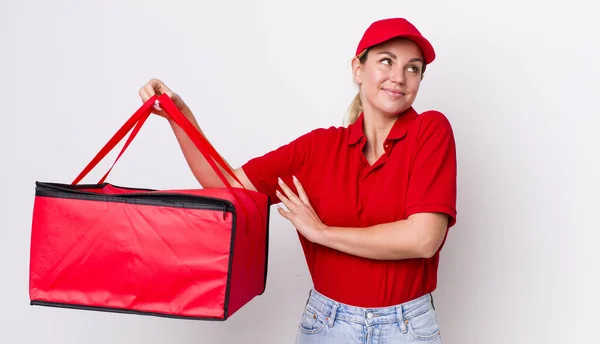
{"left": 29, "top": 94, "right": 270, "bottom": 320}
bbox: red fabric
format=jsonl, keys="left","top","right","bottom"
{"left": 29, "top": 96, "right": 270, "bottom": 320}
{"left": 242, "top": 107, "right": 456, "bottom": 307}
{"left": 31, "top": 187, "right": 232, "bottom": 318}
{"left": 355, "top": 18, "right": 436, "bottom": 64}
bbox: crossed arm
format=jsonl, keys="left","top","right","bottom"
{"left": 275, "top": 175, "right": 449, "bottom": 261}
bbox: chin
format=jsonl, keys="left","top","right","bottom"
{"left": 371, "top": 94, "right": 414, "bottom": 116}
{"left": 375, "top": 103, "right": 411, "bottom": 116}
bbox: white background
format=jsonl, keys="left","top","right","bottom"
{"left": 2, "top": 0, "right": 599, "bottom": 343}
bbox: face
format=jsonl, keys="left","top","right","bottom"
{"left": 352, "top": 38, "right": 425, "bottom": 117}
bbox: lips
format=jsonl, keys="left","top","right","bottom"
{"left": 383, "top": 89, "right": 405, "bottom": 98}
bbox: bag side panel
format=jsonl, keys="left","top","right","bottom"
{"left": 226, "top": 192, "right": 270, "bottom": 317}
{"left": 29, "top": 194, "right": 233, "bottom": 319}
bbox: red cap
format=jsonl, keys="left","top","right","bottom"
{"left": 355, "top": 18, "right": 435, "bottom": 64}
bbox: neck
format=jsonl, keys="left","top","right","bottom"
{"left": 361, "top": 108, "right": 398, "bottom": 162}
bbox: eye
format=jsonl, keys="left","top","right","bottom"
{"left": 380, "top": 58, "right": 393, "bottom": 66}
{"left": 407, "top": 65, "right": 421, "bottom": 73}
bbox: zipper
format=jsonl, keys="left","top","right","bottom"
{"left": 35, "top": 183, "right": 235, "bottom": 216}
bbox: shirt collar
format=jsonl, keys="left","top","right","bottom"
{"left": 347, "top": 107, "right": 418, "bottom": 145}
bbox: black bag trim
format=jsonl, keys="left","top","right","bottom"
{"left": 35, "top": 181, "right": 234, "bottom": 213}
{"left": 30, "top": 300, "right": 228, "bottom": 321}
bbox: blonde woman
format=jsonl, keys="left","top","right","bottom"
{"left": 140, "top": 17, "right": 457, "bottom": 344}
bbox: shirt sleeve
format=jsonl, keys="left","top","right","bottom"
{"left": 241, "top": 129, "right": 317, "bottom": 206}
{"left": 404, "top": 112, "right": 458, "bottom": 227}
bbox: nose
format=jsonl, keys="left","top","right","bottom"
{"left": 389, "top": 67, "right": 406, "bottom": 85}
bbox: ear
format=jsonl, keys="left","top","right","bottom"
{"left": 351, "top": 57, "right": 363, "bottom": 84}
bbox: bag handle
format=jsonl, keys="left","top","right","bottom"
{"left": 71, "top": 97, "right": 155, "bottom": 185}
{"left": 71, "top": 95, "right": 265, "bottom": 233}
{"left": 72, "top": 95, "right": 238, "bottom": 188}
{"left": 97, "top": 110, "right": 148, "bottom": 184}
{"left": 155, "top": 94, "right": 242, "bottom": 191}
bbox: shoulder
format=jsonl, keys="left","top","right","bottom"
{"left": 413, "top": 110, "right": 455, "bottom": 138}
{"left": 297, "top": 125, "right": 348, "bottom": 143}
{"left": 279, "top": 125, "right": 345, "bottom": 154}
{"left": 416, "top": 110, "right": 453, "bottom": 129}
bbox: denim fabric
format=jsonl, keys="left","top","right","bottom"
{"left": 296, "top": 289, "right": 442, "bottom": 344}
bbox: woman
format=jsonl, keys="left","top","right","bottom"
{"left": 140, "top": 17, "right": 456, "bottom": 344}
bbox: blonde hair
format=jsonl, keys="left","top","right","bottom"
{"left": 346, "top": 92, "right": 363, "bottom": 126}
{"left": 345, "top": 49, "right": 369, "bottom": 126}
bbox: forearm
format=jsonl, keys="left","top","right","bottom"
{"left": 318, "top": 216, "right": 444, "bottom": 260}
{"left": 168, "top": 106, "right": 247, "bottom": 189}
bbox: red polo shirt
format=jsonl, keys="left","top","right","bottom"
{"left": 242, "top": 107, "right": 457, "bottom": 307}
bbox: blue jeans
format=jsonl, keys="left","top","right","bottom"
{"left": 296, "top": 289, "right": 443, "bottom": 344}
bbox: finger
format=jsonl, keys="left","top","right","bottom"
{"left": 142, "top": 84, "right": 164, "bottom": 111}
{"left": 292, "top": 175, "right": 310, "bottom": 205}
{"left": 144, "top": 83, "right": 157, "bottom": 97}
{"left": 156, "top": 80, "right": 171, "bottom": 95}
{"left": 139, "top": 88, "right": 149, "bottom": 102}
{"left": 140, "top": 88, "right": 157, "bottom": 110}
{"left": 278, "top": 177, "right": 302, "bottom": 206}
{"left": 275, "top": 189, "right": 295, "bottom": 212}
{"left": 277, "top": 205, "right": 292, "bottom": 220}
{"left": 153, "top": 100, "right": 162, "bottom": 112}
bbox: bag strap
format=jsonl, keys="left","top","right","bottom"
{"left": 71, "top": 95, "right": 265, "bottom": 234}
{"left": 158, "top": 96, "right": 246, "bottom": 191}
{"left": 97, "top": 111, "right": 149, "bottom": 184}
{"left": 71, "top": 97, "right": 155, "bottom": 185}
{"left": 155, "top": 94, "right": 240, "bottom": 191}
{"left": 72, "top": 95, "right": 236, "bottom": 187}
{"left": 156, "top": 94, "right": 265, "bottom": 233}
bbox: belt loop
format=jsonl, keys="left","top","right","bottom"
{"left": 396, "top": 305, "right": 407, "bottom": 333}
{"left": 430, "top": 293, "right": 435, "bottom": 310}
{"left": 327, "top": 302, "right": 339, "bottom": 327}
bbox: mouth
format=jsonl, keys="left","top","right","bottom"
{"left": 382, "top": 89, "right": 405, "bottom": 98}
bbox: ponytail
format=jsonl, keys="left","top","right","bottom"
{"left": 345, "top": 48, "right": 369, "bottom": 126}
{"left": 345, "top": 92, "right": 363, "bottom": 125}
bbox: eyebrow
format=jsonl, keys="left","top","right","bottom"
{"left": 377, "top": 51, "right": 424, "bottom": 64}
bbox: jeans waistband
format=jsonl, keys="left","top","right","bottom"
{"left": 305, "top": 289, "right": 434, "bottom": 327}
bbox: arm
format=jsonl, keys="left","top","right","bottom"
{"left": 277, "top": 177, "right": 450, "bottom": 260}
{"left": 317, "top": 213, "right": 449, "bottom": 260}
{"left": 139, "top": 79, "right": 315, "bottom": 194}
{"left": 138, "top": 78, "right": 255, "bottom": 190}
{"left": 173, "top": 104, "right": 317, "bottom": 200}
{"left": 167, "top": 105, "right": 255, "bottom": 190}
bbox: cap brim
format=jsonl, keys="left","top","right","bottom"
{"left": 375, "top": 33, "right": 434, "bottom": 64}
{"left": 357, "top": 33, "right": 436, "bottom": 64}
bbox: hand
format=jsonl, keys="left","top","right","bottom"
{"left": 276, "top": 176, "right": 327, "bottom": 244}
{"left": 138, "top": 78, "right": 187, "bottom": 119}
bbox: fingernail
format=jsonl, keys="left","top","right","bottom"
{"left": 278, "top": 177, "right": 283, "bottom": 184}
{"left": 293, "top": 175, "right": 298, "bottom": 182}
